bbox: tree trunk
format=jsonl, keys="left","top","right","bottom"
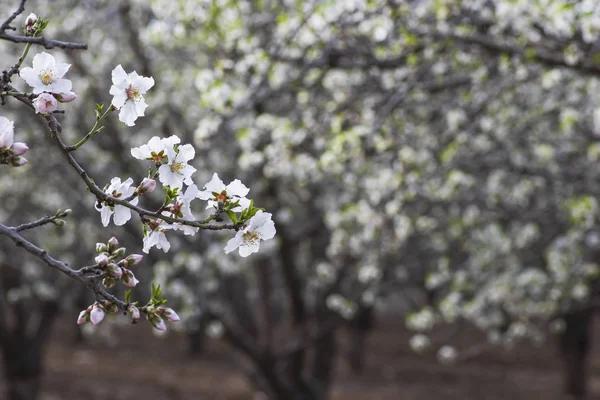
{"left": 348, "top": 306, "right": 373, "bottom": 374}
{"left": 558, "top": 309, "right": 593, "bottom": 400}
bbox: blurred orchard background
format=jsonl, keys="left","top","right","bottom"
{"left": 3, "top": 0, "right": 600, "bottom": 399}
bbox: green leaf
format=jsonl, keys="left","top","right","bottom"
{"left": 226, "top": 210, "right": 237, "bottom": 224}
{"left": 125, "top": 289, "right": 131, "bottom": 304}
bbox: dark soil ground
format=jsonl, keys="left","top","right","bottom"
{"left": 11, "top": 316, "right": 600, "bottom": 399}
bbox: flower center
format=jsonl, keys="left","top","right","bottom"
{"left": 39, "top": 69, "right": 56, "bottom": 85}
{"left": 242, "top": 231, "right": 261, "bottom": 245}
{"left": 170, "top": 161, "right": 184, "bottom": 173}
{"left": 126, "top": 85, "right": 140, "bottom": 101}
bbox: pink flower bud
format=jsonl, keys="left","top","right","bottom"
{"left": 102, "top": 277, "right": 117, "bottom": 288}
{"left": 113, "top": 247, "right": 126, "bottom": 257}
{"left": 128, "top": 305, "right": 140, "bottom": 321}
{"left": 95, "top": 254, "right": 109, "bottom": 265}
{"left": 90, "top": 304, "right": 105, "bottom": 325}
{"left": 150, "top": 315, "right": 166, "bottom": 331}
{"left": 8, "top": 156, "right": 28, "bottom": 168}
{"left": 11, "top": 142, "right": 28, "bottom": 156}
{"left": 158, "top": 307, "right": 180, "bottom": 322}
{"left": 25, "top": 13, "right": 37, "bottom": 28}
{"left": 32, "top": 93, "right": 58, "bottom": 114}
{"left": 121, "top": 269, "right": 139, "bottom": 287}
{"left": 126, "top": 254, "right": 143, "bottom": 266}
{"left": 77, "top": 310, "right": 89, "bottom": 325}
{"left": 107, "top": 236, "right": 119, "bottom": 249}
{"left": 107, "top": 263, "right": 123, "bottom": 278}
{"left": 137, "top": 178, "right": 156, "bottom": 194}
{"left": 55, "top": 91, "right": 77, "bottom": 103}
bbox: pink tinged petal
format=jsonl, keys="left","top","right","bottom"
{"left": 239, "top": 241, "right": 260, "bottom": 257}
{"left": 0, "top": 128, "right": 14, "bottom": 149}
{"left": 77, "top": 310, "right": 89, "bottom": 325}
{"left": 95, "top": 254, "right": 109, "bottom": 265}
{"left": 128, "top": 305, "right": 140, "bottom": 320}
{"left": 159, "top": 307, "right": 180, "bottom": 322}
{"left": 226, "top": 179, "right": 250, "bottom": 197}
{"left": 153, "top": 316, "right": 167, "bottom": 331}
{"left": 127, "top": 254, "right": 143, "bottom": 266}
{"left": 9, "top": 157, "right": 27, "bottom": 167}
{"left": 100, "top": 206, "right": 113, "bottom": 227}
{"left": 56, "top": 91, "right": 77, "bottom": 103}
{"left": 90, "top": 305, "right": 105, "bottom": 325}
{"left": 111, "top": 65, "right": 129, "bottom": 86}
{"left": 11, "top": 142, "right": 28, "bottom": 156}
{"left": 119, "top": 101, "right": 139, "bottom": 126}
{"left": 54, "top": 62, "right": 71, "bottom": 79}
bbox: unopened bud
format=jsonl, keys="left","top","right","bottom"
{"left": 120, "top": 269, "right": 139, "bottom": 287}
{"left": 96, "top": 243, "right": 108, "bottom": 253}
{"left": 55, "top": 91, "right": 77, "bottom": 103}
{"left": 107, "top": 263, "right": 123, "bottom": 278}
{"left": 54, "top": 219, "right": 65, "bottom": 227}
{"left": 11, "top": 142, "right": 28, "bottom": 156}
{"left": 25, "top": 13, "right": 37, "bottom": 28}
{"left": 90, "top": 303, "right": 105, "bottom": 325}
{"left": 107, "top": 236, "right": 119, "bottom": 250}
{"left": 63, "top": 209, "right": 72, "bottom": 216}
{"left": 77, "top": 309, "right": 89, "bottom": 325}
{"left": 148, "top": 314, "right": 166, "bottom": 331}
{"left": 8, "top": 156, "right": 28, "bottom": 168}
{"left": 136, "top": 178, "right": 156, "bottom": 195}
{"left": 95, "top": 254, "right": 109, "bottom": 265}
{"left": 126, "top": 254, "right": 143, "bottom": 266}
{"left": 158, "top": 307, "right": 180, "bottom": 322}
{"left": 128, "top": 305, "right": 140, "bottom": 322}
{"left": 113, "top": 247, "right": 126, "bottom": 257}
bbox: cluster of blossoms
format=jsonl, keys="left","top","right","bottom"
{"left": 20, "top": 51, "right": 77, "bottom": 114}
{"left": 93, "top": 236, "right": 142, "bottom": 289}
{"left": 94, "top": 134, "right": 277, "bottom": 257}
{"left": 0, "top": 117, "right": 28, "bottom": 167}
{"left": 76, "top": 237, "right": 180, "bottom": 331}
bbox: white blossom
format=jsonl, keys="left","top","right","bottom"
{"left": 0, "top": 117, "right": 14, "bottom": 148}
{"left": 143, "top": 220, "right": 173, "bottom": 253}
{"left": 224, "top": 211, "right": 276, "bottom": 257}
{"left": 95, "top": 177, "right": 139, "bottom": 227}
{"left": 109, "top": 65, "right": 155, "bottom": 126}
{"left": 20, "top": 52, "right": 72, "bottom": 94}
{"left": 164, "top": 184, "right": 200, "bottom": 235}
{"left": 197, "top": 172, "right": 251, "bottom": 211}
{"left": 158, "top": 144, "right": 196, "bottom": 189}
{"left": 131, "top": 135, "right": 181, "bottom": 162}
